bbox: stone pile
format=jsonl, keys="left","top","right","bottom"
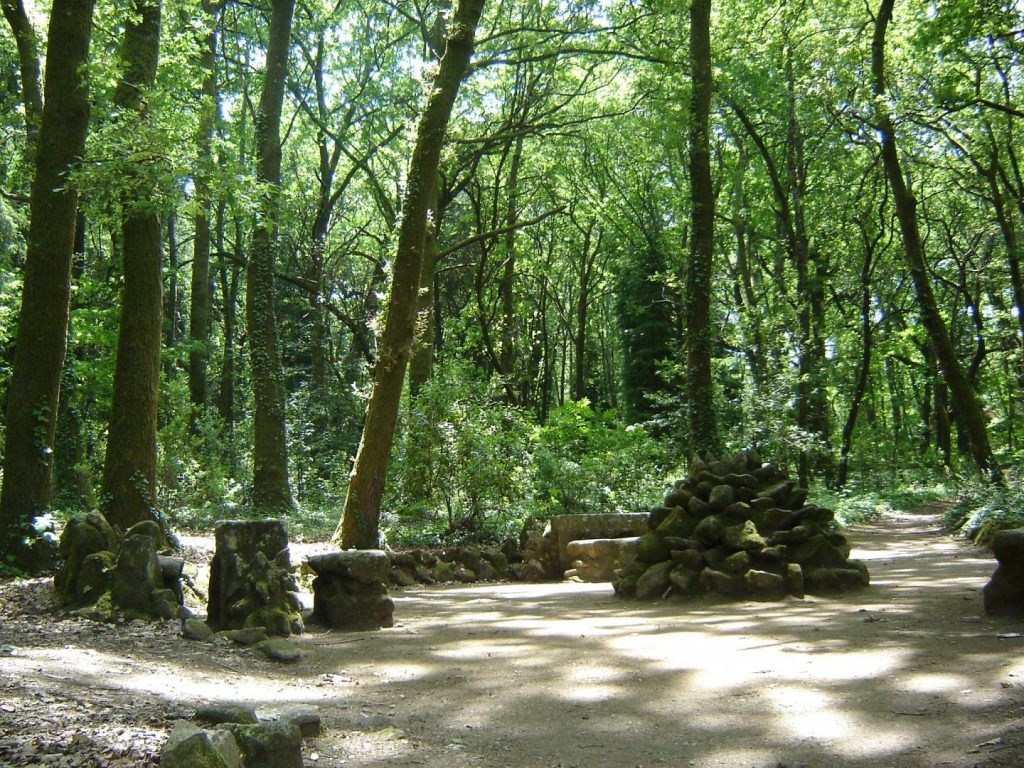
{"left": 306, "top": 550, "right": 394, "bottom": 630}
{"left": 207, "top": 520, "right": 304, "bottom": 637}
{"left": 54, "top": 511, "right": 183, "bottom": 620}
{"left": 386, "top": 544, "right": 516, "bottom": 586}
{"left": 614, "top": 451, "right": 870, "bottom": 601}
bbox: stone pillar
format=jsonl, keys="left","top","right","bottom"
{"left": 984, "top": 528, "right": 1024, "bottom": 616}
{"left": 306, "top": 550, "right": 393, "bottom": 630}
{"left": 207, "top": 519, "right": 303, "bottom": 635}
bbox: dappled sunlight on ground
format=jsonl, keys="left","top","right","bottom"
{"left": 4, "top": 509, "right": 1024, "bottom": 767}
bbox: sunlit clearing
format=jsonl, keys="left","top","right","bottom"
{"left": 903, "top": 673, "right": 970, "bottom": 693}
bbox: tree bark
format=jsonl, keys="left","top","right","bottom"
{"left": 871, "top": 0, "right": 999, "bottom": 479}
{"left": 0, "top": 0, "right": 96, "bottom": 556}
{"left": 100, "top": 0, "right": 165, "bottom": 533}
{"left": 1, "top": 0, "right": 42, "bottom": 159}
{"left": 685, "top": 0, "right": 719, "bottom": 456}
{"left": 334, "top": 0, "right": 487, "bottom": 549}
{"left": 189, "top": 16, "right": 218, "bottom": 427}
{"left": 246, "top": 0, "right": 295, "bottom": 514}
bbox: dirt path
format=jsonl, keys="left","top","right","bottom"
{"left": 3, "top": 509, "right": 1024, "bottom": 767}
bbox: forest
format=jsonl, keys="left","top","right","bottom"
{"left": 1, "top": 0, "right": 1023, "bottom": 566}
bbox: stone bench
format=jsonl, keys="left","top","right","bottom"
{"left": 548, "top": 513, "right": 650, "bottom": 572}
{"left": 565, "top": 537, "right": 640, "bottom": 582}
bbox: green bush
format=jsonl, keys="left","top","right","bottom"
{"left": 945, "top": 472, "right": 1024, "bottom": 544}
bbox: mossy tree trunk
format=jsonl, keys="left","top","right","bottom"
{"left": 0, "top": 0, "right": 96, "bottom": 559}
{"left": 101, "top": 0, "right": 166, "bottom": 534}
{"left": 246, "top": 0, "right": 295, "bottom": 515}
{"left": 685, "top": 0, "right": 719, "bottom": 456}
{"left": 871, "top": 0, "right": 1000, "bottom": 480}
{"left": 334, "top": 0, "right": 487, "bottom": 549}
{"left": 189, "top": 10, "right": 219, "bottom": 429}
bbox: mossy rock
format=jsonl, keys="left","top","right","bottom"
{"left": 635, "top": 532, "right": 670, "bottom": 564}
{"left": 700, "top": 568, "right": 740, "bottom": 595}
{"left": 721, "top": 551, "right": 751, "bottom": 575}
{"left": 744, "top": 569, "right": 786, "bottom": 600}
{"left": 722, "top": 520, "right": 765, "bottom": 552}
{"left": 670, "top": 548, "right": 704, "bottom": 570}
{"left": 215, "top": 722, "right": 302, "bottom": 768}
{"left": 669, "top": 566, "right": 700, "bottom": 596}
{"left": 693, "top": 515, "right": 724, "bottom": 546}
{"left": 635, "top": 561, "right": 674, "bottom": 599}
{"left": 656, "top": 509, "right": 696, "bottom": 539}
{"left": 75, "top": 551, "right": 116, "bottom": 605}
{"left": 786, "top": 563, "right": 804, "bottom": 597}
{"left": 613, "top": 574, "right": 638, "bottom": 597}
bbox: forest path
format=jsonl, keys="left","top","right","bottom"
{"left": 3, "top": 509, "right": 1024, "bottom": 767}
{"left": 301, "top": 507, "right": 1024, "bottom": 768}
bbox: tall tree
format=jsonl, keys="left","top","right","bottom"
{"left": 334, "top": 0, "right": 487, "bottom": 549}
{"left": 685, "top": 0, "right": 719, "bottom": 456}
{"left": 0, "top": 0, "right": 96, "bottom": 559}
{"left": 1, "top": 0, "right": 42, "bottom": 159}
{"left": 871, "top": 0, "right": 999, "bottom": 479}
{"left": 188, "top": 3, "right": 220, "bottom": 427}
{"left": 247, "top": 0, "right": 296, "bottom": 514}
{"left": 100, "top": 0, "right": 165, "bottom": 533}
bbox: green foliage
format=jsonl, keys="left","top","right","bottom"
{"left": 532, "top": 399, "right": 667, "bottom": 518}
{"left": 386, "top": 363, "right": 533, "bottom": 546}
{"left": 945, "top": 472, "right": 1024, "bottom": 544}
{"left": 816, "top": 481, "right": 951, "bottom": 527}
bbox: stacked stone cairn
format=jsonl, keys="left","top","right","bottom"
{"left": 54, "top": 511, "right": 184, "bottom": 620}
{"left": 207, "top": 520, "right": 304, "bottom": 637}
{"left": 614, "top": 451, "right": 870, "bottom": 601}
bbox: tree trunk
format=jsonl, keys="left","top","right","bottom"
{"left": 408, "top": 180, "right": 441, "bottom": 396}
{"left": 334, "top": 0, "right": 487, "bottom": 549}
{"left": 100, "top": 0, "right": 165, "bottom": 534}
{"left": 0, "top": 0, "right": 96, "bottom": 557}
{"left": 872, "top": 0, "right": 998, "bottom": 479}
{"left": 189, "top": 18, "right": 218, "bottom": 426}
{"left": 685, "top": 0, "right": 719, "bottom": 456}
{"left": 246, "top": 0, "right": 295, "bottom": 515}
{"left": 500, "top": 135, "right": 525, "bottom": 400}
{"left": 1, "top": 0, "right": 42, "bottom": 158}
{"left": 836, "top": 244, "right": 875, "bottom": 489}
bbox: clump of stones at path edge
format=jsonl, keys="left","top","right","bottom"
{"left": 614, "top": 450, "right": 870, "bottom": 601}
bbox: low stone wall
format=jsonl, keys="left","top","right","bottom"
{"left": 565, "top": 537, "right": 640, "bottom": 582}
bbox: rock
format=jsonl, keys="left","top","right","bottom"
{"left": 664, "top": 489, "right": 692, "bottom": 508}
{"left": 635, "top": 532, "right": 670, "bottom": 564}
{"left": 635, "top": 561, "right": 674, "bottom": 599}
{"left": 669, "top": 566, "right": 700, "bottom": 596}
{"left": 311, "top": 572, "right": 394, "bottom": 631}
{"left": 613, "top": 574, "right": 638, "bottom": 597}
{"left": 763, "top": 508, "right": 798, "bottom": 532}
{"left": 656, "top": 509, "right": 697, "bottom": 539}
{"left": 744, "top": 569, "right": 786, "bottom": 600}
{"left": 112, "top": 533, "right": 162, "bottom": 613}
{"left": 434, "top": 561, "right": 457, "bottom": 582}
{"left": 750, "top": 497, "right": 775, "bottom": 513}
{"left": 55, "top": 512, "right": 119, "bottom": 601}
{"left": 224, "top": 627, "right": 268, "bottom": 646}
{"left": 453, "top": 564, "right": 477, "bottom": 583}
{"left": 388, "top": 566, "right": 417, "bottom": 587}
{"left": 306, "top": 550, "right": 390, "bottom": 584}
{"left": 695, "top": 481, "right": 715, "bottom": 500}
{"left": 125, "top": 520, "right": 165, "bottom": 545}
{"left": 723, "top": 473, "right": 758, "bottom": 489}
{"left": 722, "top": 521, "right": 765, "bottom": 552}
{"left": 161, "top": 721, "right": 241, "bottom": 768}
{"left": 275, "top": 705, "right": 322, "bottom": 738}
{"left": 702, "top": 546, "right": 729, "bottom": 569}
{"left": 519, "top": 559, "right": 547, "bottom": 582}
{"left": 152, "top": 588, "right": 181, "bottom": 619}
{"left": 481, "top": 549, "right": 510, "bottom": 575}
{"left": 412, "top": 563, "right": 436, "bottom": 584}
{"left": 215, "top": 721, "right": 302, "bottom": 768}
{"left": 763, "top": 481, "right": 795, "bottom": 504}
{"left": 76, "top": 551, "right": 116, "bottom": 605}
{"left": 258, "top": 638, "right": 302, "bottom": 662}
{"left": 721, "top": 551, "right": 751, "bottom": 575}
{"left": 720, "top": 501, "right": 753, "bottom": 523}
{"left": 182, "top": 618, "right": 214, "bottom": 642}
{"left": 786, "top": 563, "right": 805, "bottom": 598}
{"left": 768, "top": 526, "right": 812, "bottom": 546}
{"left": 456, "top": 546, "right": 482, "bottom": 573}
{"left": 389, "top": 552, "right": 416, "bottom": 570}
{"left": 693, "top": 515, "right": 724, "bottom": 546}
{"left": 670, "top": 549, "right": 704, "bottom": 570}
{"left": 700, "top": 568, "right": 739, "bottom": 595}
{"left": 688, "top": 495, "right": 710, "bottom": 517}
{"left": 707, "top": 459, "right": 734, "bottom": 477}
{"left": 787, "top": 486, "right": 809, "bottom": 509}
{"left": 194, "top": 704, "right": 259, "bottom": 726}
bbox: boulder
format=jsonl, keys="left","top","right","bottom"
{"left": 161, "top": 721, "right": 241, "bottom": 768}
{"left": 194, "top": 704, "right": 259, "bottom": 726}
{"left": 112, "top": 534, "right": 162, "bottom": 614}
{"left": 635, "top": 561, "right": 673, "bottom": 599}
{"left": 215, "top": 722, "right": 302, "bottom": 768}
{"left": 983, "top": 529, "right": 1024, "bottom": 616}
